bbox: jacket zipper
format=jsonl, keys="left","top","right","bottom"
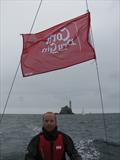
{"left": 50, "top": 141, "right": 54, "bottom": 160}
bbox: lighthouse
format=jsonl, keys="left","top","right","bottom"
{"left": 69, "top": 100, "right": 72, "bottom": 109}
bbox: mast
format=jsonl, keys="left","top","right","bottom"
{"left": 81, "top": 107, "right": 85, "bottom": 115}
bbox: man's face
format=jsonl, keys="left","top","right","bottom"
{"left": 43, "top": 113, "right": 56, "bottom": 132}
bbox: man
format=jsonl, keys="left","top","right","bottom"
{"left": 25, "top": 112, "right": 82, "bottom": 160}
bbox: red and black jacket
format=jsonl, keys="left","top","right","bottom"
{"left": 39, "top": 133, "right": 65, "bottom": 160}
{"left": 25, "top": 127, "right": 82, "bottom": 160}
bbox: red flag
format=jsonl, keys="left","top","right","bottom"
{"left": 21, "top": 12, "right": 96, "bottom": 77}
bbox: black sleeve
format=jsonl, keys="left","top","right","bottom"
{"left": 25, "top": 135, "right": 42, "bottom": 160}
{"left": 62, "top": 133, "right": 82, "bottom": 160}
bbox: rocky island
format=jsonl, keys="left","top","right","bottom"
{"left": 59, "top": 100, "right": 74, "bottom": 114}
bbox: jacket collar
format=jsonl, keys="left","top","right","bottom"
{"left": 42, "top": 126, "right": 58, "bottom": 141}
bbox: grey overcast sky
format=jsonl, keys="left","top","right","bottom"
{"left": 0, "top": 0, "right": 120, "bottom": 114}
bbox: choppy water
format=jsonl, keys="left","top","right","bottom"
{"left": 0, "top": 113, "right": 120, "bottom": 160}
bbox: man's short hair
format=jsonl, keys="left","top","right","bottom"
{"left": 42, "top": 112, "right": 57, "bottom": 122}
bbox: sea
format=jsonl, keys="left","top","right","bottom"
{"left": 0, "top": 113, "right": 120, "bottom": 160}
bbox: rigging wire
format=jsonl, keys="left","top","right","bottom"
{"left": 86, "top": 0, "right": 108, "bottom": 142}
{"left": 0, "top": 0, "right": 43, "bottom": 124}
{"left": 29, "top": 0, "right": 43, "bottom": 34}
{"left": 0, "top": 64, "right": 20, "bottom": 124}
{"left": 95, "top": 60, "right": 108, "bottom": 142}
{"left": 85, "top": 0, "right": 89, "bottom": 12}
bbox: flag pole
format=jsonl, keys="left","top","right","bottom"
{"left": 0, "top": 0, "right": 43, "bottom": 124}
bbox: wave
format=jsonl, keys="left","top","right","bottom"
{"left": 74, "top": 139, "right": 120, "bottom": 160}
{"left": 75, "top": 139, "right": 100, "bottom": 160}
{"left": 93, "top": 139, "right": 120, "bottom": 160}
{"left": 26, "top": 124, "right": 41, "bottom": 135}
